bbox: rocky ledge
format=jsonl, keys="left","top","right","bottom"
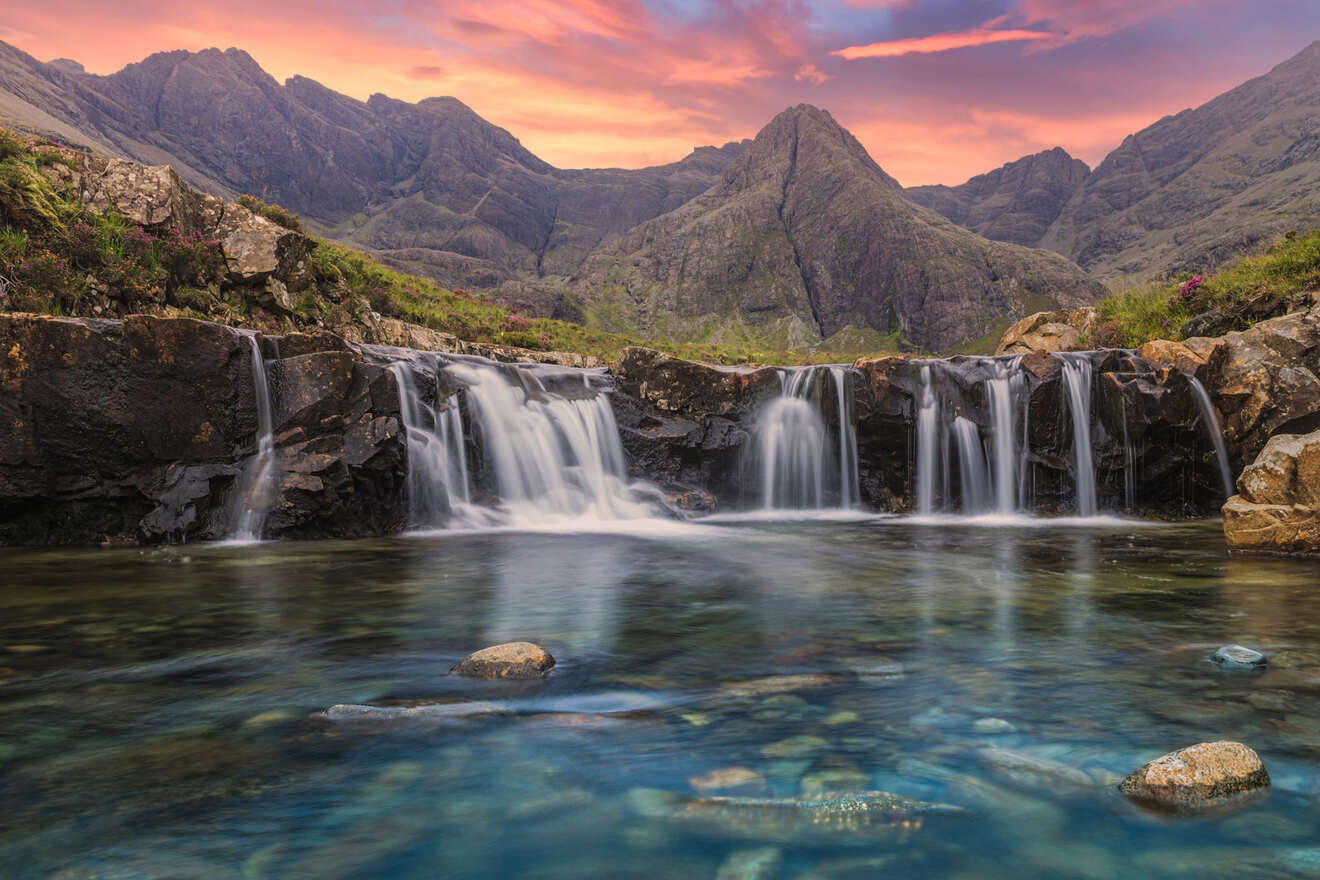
{"left": 1224, "top": 428, "right": 1320, "bottom": 554}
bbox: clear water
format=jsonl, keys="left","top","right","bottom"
{"left": 3, "top": 521, "right": 1320, "bottom": 878}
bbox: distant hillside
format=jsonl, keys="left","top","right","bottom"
{"left": 1040, "top": 40, "right": 1320, "bottom": 280}
{"left": 905, "top": 147, "right": 1090, "bottom": 247}
{"left": 0, "top": 40, "right": 747, "bottom": 296}
{"left": 566, "top": 106, "right": 1105, "bottom": 351}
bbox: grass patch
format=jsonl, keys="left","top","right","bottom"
{"left": 1093, "top": 227, "right": 1320, "bottom": 347}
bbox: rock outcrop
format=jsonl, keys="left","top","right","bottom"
{"left": 0, "top": 313, "right": 405, "bottom": 543}
{"left": 1140, "top": 300, "right": 1320, "bottom": 468}
{"left": 995, "top": 308, "right": 1098, "bottom": 355}
{"left": 1223, "top": 428, "right": 1320, "bottom": 554}
{"left": 1119, "top": 741, "right": 1270, "bottom": 810}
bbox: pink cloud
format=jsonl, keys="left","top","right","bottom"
{"left": 833, "top": 27, "right": 1055, "bottom": 60}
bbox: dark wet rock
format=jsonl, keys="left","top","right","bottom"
{"left": 715, "top": 846, "right": 782, "bottom": 880}
{"left": 1118, "top": 741, "right": 1270, "bottom": 810}
{"left": 1212, "top": 644, "right": 1269, "bottom": 667}
{"left": 450, "top": 642, "right": 556, "bottom": 679}
{"left": 0, "top": 313, "right": 409, "bottom": 543}
{"left": 1180, "top": 309, "right": 1232, "bottom": 339}
{"left": 671, "top": 790, "right": 965, "bottom": 846}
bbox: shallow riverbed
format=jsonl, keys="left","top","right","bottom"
{"left": 3, "top": 519, "right": 1320, "bottom": 878}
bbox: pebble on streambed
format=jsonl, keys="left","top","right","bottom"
{"left": 450, "top": 641, "right": 556, "bottom": 679}
{"left": 1212, "top": 644, "right": 1269, "bottom": 668}
{"left": 1118, "top": 741, "right": 1270, "bottom": 811}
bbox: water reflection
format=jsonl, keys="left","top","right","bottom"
{"left": 1, "top": 523, "right": 1319, "bottom": 878}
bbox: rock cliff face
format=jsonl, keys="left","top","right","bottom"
{"left": 572, "top": 106, "right": 1105, "bottom": 352}
{"left": 0, "top": 314, "right": 406, "bottom": 544}
{"left": 906, "top": 148, "right": 1090, "bottom": 247}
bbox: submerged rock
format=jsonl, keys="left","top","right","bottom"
{"left": 671, "top": 790, "right": 965, "bottom": 846}
{"left": 320, "top": 702, "right": 507, "bottom": 722}
{"left": 451, "top": 642, "right": 556, "bottom": 679}
{"left": 1212, "top": 644, "right": 1269, "bottom": 668}
{"left": 1118, "top": 741, "right": 1270, "bottom": 810}
{"left": 690, "top": 767, "right": 767, "bottom": 795}
{"left": 715, "top": 847, "right": 782, "bottom": 880}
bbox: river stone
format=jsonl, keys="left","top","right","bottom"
{"left": 690, "top": 767, "right": 767, "bottom": 795}
{"left": 715, "top": 846, "right": 782, "bottom": 880}
{"left": 1118, "top": 741, "right": 1270, "bottom": 810}
{"left": 1212, "top": 644, "right": 1268, "bottom": 668}
{"left": 450, "top": 642, "right": 555, "bottom": 679}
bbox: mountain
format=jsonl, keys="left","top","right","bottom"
{"left": 1039, "top": 40, "right": 1320, "bottom": 279}
{"left": 567, "top": 106, "right": 1105, "bottom": 351}
{"left": 0, "top": 40, "right": 747, "bottom": 293}
{"left": 905, "top": 147, "right": 1090, "bottom": 247}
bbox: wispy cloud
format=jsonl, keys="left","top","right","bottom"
{"left": 833, "top": 27, "right": 1054, "bottom": 60}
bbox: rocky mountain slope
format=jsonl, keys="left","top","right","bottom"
{"left": 905, "top": 147, "right": 1090, "bottom": 247}
{"left": 569, "top": 105, "right": 1104, "bottom": 351}
{"left": 0, "top": 40, "right": 747, "bottom": 295}
{"left": 1040, "top": 40, "right": 1320, "bottom": 280}
{"left": 904, "top": 42, "right": 1320, "bottom": 282}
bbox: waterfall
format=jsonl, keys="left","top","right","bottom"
{"left": 442, "top": 360, "right": 656, "bottom": 525}
{"left": 986, "top": 357, "right": 1024, "bottom": 514}
{"left": 755, "top": 366, "right": 859, "bottom": 510}
{"left": 953, "top": 416, "right": 990, "bottom": 513}
{"left": 1060, "top": 354, "right": 1097, "bottom": 516}
{"left": 229, "top": 334, "right": 279, "bottom": 541}
{"left": 916, "top": 365, "right": 941, "bottom": 515}
{"left": 1188, "top": 377, "right": 1235, "bottom": 499}
{"left": 390, "top": 361, "right": 473, "bottom": 527}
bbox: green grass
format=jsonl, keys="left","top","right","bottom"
{"left": 1093, "top": 227, "right": 1320, "bottom": 347}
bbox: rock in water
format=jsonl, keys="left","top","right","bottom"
{"left": 1118, "top": 742, "right": 1270, "bottom": 810}
{"left": 672, "top": 791, "right": 964, "bottom": 846}
{"left": 1212, "top": 645, "right": 1268, "bottom": 668}
{"left": 715, "top": 847, "right": 783, "bottom": 880}
{"left": 450, "top": 642, "right": 555, "bottom": 679}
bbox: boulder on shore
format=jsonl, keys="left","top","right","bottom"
{"left": 1223, "top": 428, "right": 1320, "bottom": 554}
{"left": 995, "top": 308, "right": 1098, "bottom": 355}
{"left": 450, "top": 642, "right": 556, "bottom": 679}
{"left": 1118, "top": 741, "right": 1269, "bottom": 810}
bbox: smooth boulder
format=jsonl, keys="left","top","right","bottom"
{"left": 450, "top": 642, "right": 556, "bottom": 679}
{"left": 1118, "top": 741, "right": 1270, "bottom": 810}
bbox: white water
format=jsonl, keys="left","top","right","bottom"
{"left": 229, "top": 334, "right": 279, "bottom": 541}
{"left": 441, "top": 360, "right": 657, "bottom": 527}
{"left": 916, "top": 365, "right": 942, "bottom": 515}
{"left": 953, "top": 415, "right": 990, "bottom": 513}
{"left": 986, "top": 357, "right": 1025, "bottom": 514}
{"left": 1060, "top": 354, "right": 1097, "bottom": 516}
{"left": 1189, "top": 376, "right": 1235, "bottom": 498}
{"left": 390, "top": 362, "right": 473, "bottom": 527}
{"left": 756, "top": 366, "right": 859, "bottom": 511}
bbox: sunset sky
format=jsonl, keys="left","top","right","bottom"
{"left": 1, "top": 1, "right": 1314, "bottom": 184}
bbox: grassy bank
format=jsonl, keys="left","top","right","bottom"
{"left": 1091, "top": 228, "right": 1320, "bottom": 348}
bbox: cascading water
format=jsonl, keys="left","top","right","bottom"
{"left": 915, "top": 357, "right": 1026, "bottom": 516}
{"left": 441, "top": 360, "right": 657, "bottom": 525}
{"left": 229, "top": 334, "right": 279, "bottom": 541}
{"left": 1059, "top": 354, "right": 1098, "bottom": 516}
{"left": 1188, "top": 377, "right": 1235, "bottom": 499}
{"left": 390, "top": 361, "right": 473, "bottom": 527}
{"left": 755, "top": 366, "right": 859, "bottom": 510}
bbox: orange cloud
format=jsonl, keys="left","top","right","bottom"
{"left": 833, "top": 27, "right": 1054, "bottom": 60}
